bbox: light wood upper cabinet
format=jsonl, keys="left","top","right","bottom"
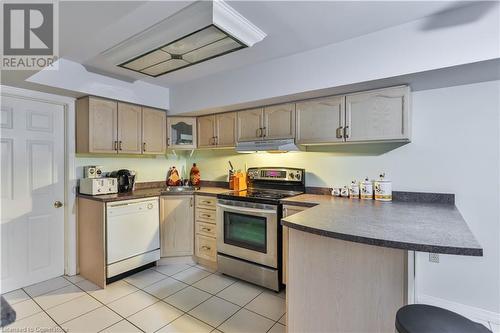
{"left": 76, "top": 96, "right": 118, "bottom": 154}
{"left": 296, "top": 96, "right": 345, "bottom": 145}
{"left": 198, "top": 112, "right": 237, "bottom": 148}
{"left": 345, "top": 86, "right": 410, "bottom": 142}
{"left": 216, "top": 112, "right": 236, "bottom": 147}
{"left": 197, "top": 115, "right": 216, "bottom": 148}
{"left": 168, "top": 117, "right": 197, "bottom": 149}
{"left": 117, "top": 102, "right": 142, "bottom": 154}
{"left": 76, "top": 96, "right": 167, "bottom": 155}
{"left": 142, "top": 107, "right": 166, "bottom": 154}
{"left": 160, "top": 196, "right": 194, "bottom": 257}
{"left": 263, "top": 103, "right": 295, "bottom": 140}
{"left": 237, "top": 108, "right": 263, "bottom": 142}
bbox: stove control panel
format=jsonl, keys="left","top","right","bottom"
{"left": 247, "top": 167, "right": 305, "bottom": 182}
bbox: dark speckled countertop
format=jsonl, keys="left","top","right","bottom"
{"left": 77, "top": 186, "right": 230, "bottom": 202}
{"left": 281, "top": 194, "right": 482, "bottom": 256}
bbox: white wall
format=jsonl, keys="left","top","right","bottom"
{"left": 75, "top": 154, "right": 186, "bottom": 183}
{"left": 171, "top": 2, "right": 500, "bottom": 114}
{"left": 188, "top": 81, "right": 500, "bottom": 317}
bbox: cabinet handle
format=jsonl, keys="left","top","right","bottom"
{"left": 143, "top": 142, "right": 146, "bottom": 152}
{"left": 262, "top": 127, "right": 266, "bottom": 137}
{"left": 215, "top": 136, "right": 218, "bottom": 145}
{"left": 202, "top": 200, "right": 211, "bottom": 204}
{"left": 201, "top": 214, "right": 212, "bottom": 218}
{"left": 118, "top": 141, "right": 123, "bottom": 150}
{"left": 190, "top": 198, "right": 193, "bottom": 207}
{"left": 167, "top": 137, "right": 170, "bottom": 146}
{"left": 201, "top": 227, "right": 212, "bottom": 232}
{"left": 336, "top": 127, "right": 344, "bottom": 139}
{"left": 201, "top": 245, "right": 211, "bottom": 251}
{"left": 344, "top": 126, "right": 350, "bottom": 139}
{"left": 114, "top": 141, "right": 118, "bottom": 151}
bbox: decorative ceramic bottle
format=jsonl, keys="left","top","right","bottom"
{"left": 190, "top": 163, "right": 201, "bottom": 188}
{"left": 374, "top": 172, "right": 392, "bottom": 201}
{"left": 349, "top": 180, "right": 360, "bottom": 199}
{"left": 360, "top": 177, "right": 373, "bottom": 200}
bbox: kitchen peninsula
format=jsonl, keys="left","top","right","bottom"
{"left": 281, "top": 194, "right": 482, "bottom": 332}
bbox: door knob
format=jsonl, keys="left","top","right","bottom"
{"left": 54, "top": 201, "right": 63, "bottom": 208}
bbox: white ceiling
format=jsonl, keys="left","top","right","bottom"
{"left": 6, "top": 1, "right": 475, "bottom": 90}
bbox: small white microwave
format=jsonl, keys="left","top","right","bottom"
{"left": 80, "top": 178, "right": 118, "bottom": 195}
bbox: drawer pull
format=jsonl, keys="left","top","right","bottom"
{"left": 201, "top": 214, "right": 212, "bottom": 218}
{"left": 201, "top": 201, "right": 212, "bottom": 204}
{"left": 201, "top": 245, "right": 211, "bottom": 251}
{"left": 201, "top": 227, "right": 212, "bottom": 232}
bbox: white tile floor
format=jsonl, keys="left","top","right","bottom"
{"left": 2, "top": 263, "right": 286, "bottom": 333}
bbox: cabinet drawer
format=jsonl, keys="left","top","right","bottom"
{"left": 196, "top": 221, "right": 216, "bottom": 238}
{"left": 195, "top": 195, "right": 216, "bottom": 210}
{"left": 195, "top": 235, "right": 217, "bottom": 262}
{"left": 196, "top": 208, "right": 216, "bottom": 224}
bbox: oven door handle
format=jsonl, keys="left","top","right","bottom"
{"left": 217, "top": 203, "right": 277, "bottom": 215}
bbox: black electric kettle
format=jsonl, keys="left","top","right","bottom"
{"left": 109, "top": 169, "right": 135, "bottom": 193}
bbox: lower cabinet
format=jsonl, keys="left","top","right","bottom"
{"left": 195, "top": 195, "right": 217, "bottom": 263}
{"left": 195, "top": 234, "right": 217, "bottom": 262}
{"left": 282, "top": 205, "right": 310, "bottom": 284}
{"left": 160, "top": 195, "right": 194, "bottom": 257}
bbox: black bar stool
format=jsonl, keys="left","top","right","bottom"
{"left": 396, "top": 304, "right": 491, "bottom": 333}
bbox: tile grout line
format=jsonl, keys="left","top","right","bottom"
{"left": 20, "top": 287, "right": 67, "bottom": 333}
{"left": 151, "top": 267, "right": 286, "bottom": 329}
{"left": 212, "top": 288, "right": 268, "bottom": 331}
{"left": 7, "top": 266, "right": 286, "bottom": 333}
{"left": 63, "top": 276, "right": 147, "bottom": 333}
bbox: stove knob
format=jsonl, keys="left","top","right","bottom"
{"left": 289, "top": 173, "right": 295, "bottom": 179}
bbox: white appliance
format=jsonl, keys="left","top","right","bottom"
{"left": 80, "top": 178, "right": 118, "bottom": 195}
{"left": 106, "top": 198, "right": 160, "bottom": 278}
{"left": 83, "top": 165, "right": 103, "bottom": 178}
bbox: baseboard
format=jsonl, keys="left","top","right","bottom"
{"left": 157, "top": 256, "right": 196, "bottom": 266}
{"left": 417, "top": 294, "right": 500, "bottom": 324}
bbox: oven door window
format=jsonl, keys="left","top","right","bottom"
{"left": 224, "top": 212, "right": 267, "bottom": 253}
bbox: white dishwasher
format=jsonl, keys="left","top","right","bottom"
{"left": 106, "top": 197, "right": 160, "bottom": 278}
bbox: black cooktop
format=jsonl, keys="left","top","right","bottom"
{"left": 217, "top": 188, "right": 303, "bottom": 204}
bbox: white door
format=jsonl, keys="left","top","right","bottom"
{"left": 1, "top": 95, "right": 65, "bottom": 292}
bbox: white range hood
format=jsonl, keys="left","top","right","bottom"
{"left": 236, "top": 139, "right": 301, "bottom": 153}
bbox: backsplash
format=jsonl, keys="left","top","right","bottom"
{"left": 75, "top": 154, "right": 186, "bottom": 183}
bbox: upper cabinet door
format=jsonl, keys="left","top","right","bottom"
{"left": 197, "top": 115, "right": 216, "bottom": 148}
{"left": 142, "top": 107, "right": 166, "bottom": 154}
{"left": 117, "top": 102, "right": 142, "bottom": 154}
{"left": 237, "top": 108, "right": 263, "bottom": 142}
{"left": 345, "top": 86, "right": 410, "bottom": 142}
{"left": 216, "top": 112, "right": 237, "bottom": 148}
{"left": 168, "top": 117, "right": 197, "bottom": 149}
{"left": 88, "top": 97, "right": 118, "bottom": 153}
{"left": 296, "top": 96, "right": 345, "bottom": 144}
{"left": 263, "top": 103, "right": 296, "bottom": 140}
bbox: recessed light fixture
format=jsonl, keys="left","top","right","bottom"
{"left": 120, "top": 25, "right": 246, "bottom": 77}
{"left": 104, "top": 0, "right": 266, "bottom": 77}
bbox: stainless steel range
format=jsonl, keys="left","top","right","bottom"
{"left": 216, "top": 167, "right": 305, "bottom": 291}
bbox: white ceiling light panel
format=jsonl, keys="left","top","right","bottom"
{"left": 104, "top": 0, "right": 266, "bottom": 77}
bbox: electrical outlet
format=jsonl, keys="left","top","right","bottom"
{"left": 429, "top": 253, "right": 440, "bottom": 263}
